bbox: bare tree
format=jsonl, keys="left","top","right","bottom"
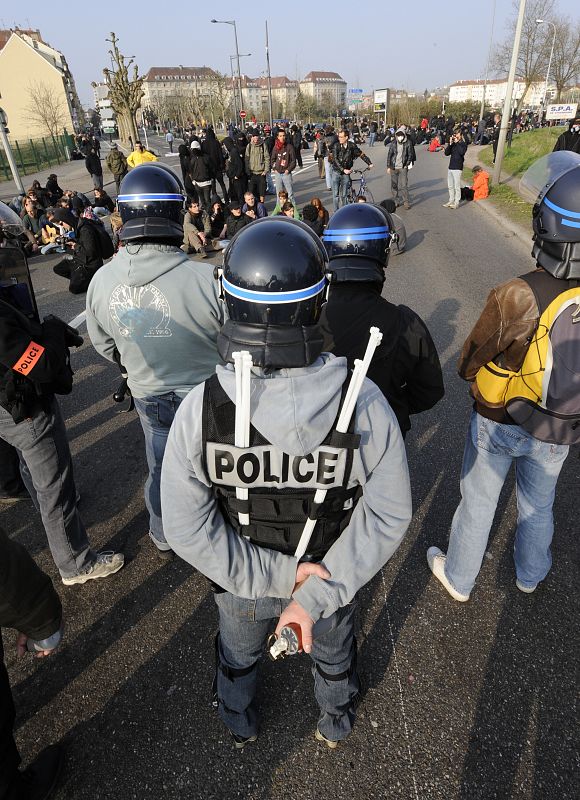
{"left": 208, "top": 72, "right": 232, "bottom": 127}
{"left": 102, "top": 32, "right": 144, "bottom": 145}
{"left": 493, "top": 0, "right": 556, "bottom": 111}
{"left": 550, "top": 17, "right": 580, "bottom": 101}
{"left": 25, "top": 80, "right": 69, "bottom": 140}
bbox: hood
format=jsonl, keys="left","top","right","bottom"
{"left": 395, "top": 126, "right": 406, "bottom": 138}
{"left": 216, "top": 353, "right": 348, "bottom": 456}
{"left": 113, "top": 242, "right": 191, "bottom": 287}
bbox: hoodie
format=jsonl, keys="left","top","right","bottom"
{"left": 160, "top": 354, "right": 412, "bottom": 621}
{"left": 553, "top": 119, "right": 580, "bottom": 154}
{"left": 86, "top": 243, "right": 225, "bottom": 398}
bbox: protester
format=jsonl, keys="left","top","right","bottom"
{"left": 45, "top": 174, "right": 63, "bottom": 206}
{"left": 313, "top": 133, "right": 327, "bottom": 178}
{"left": 330, "top": 129, "right": 373, "bottom": 211}
{"left": 165, "top": 130, "right": 175, "bottom": 153}
{"left": 552, "top": 115, "right": 580, "bottom": 154}
{"left": 222, "top": 137, "right": 246, "bottom": 205}
{"left": 310, "top": 196, "right": 330, "bottom": 228}
{"left": 51, "top": 208, "right": 111, "bottom": 294}
{"left": 242, "top": 191, "right": 267, "bottom": 220}
{"left": 92, "top": 187, "right": 115, "bottom": 216}
{"left": 202, "top": 128, "right": 229, "bottom": 204}
{"left": 106, "top": 144, "right": 128, "bottom": 194}
{"left": 160, "top": 217, "right": 412, "bottom": 750}
{"left": 85, "top": 147, "right": 103, "bottom": 190}
{"left": 188, "top": 142, "right": 213, "bottom": 209}
{"left": 301, "top": 204, "right": 324, "bottom": 236}
{"left": 182, "top": 199, "right": 215, "bottom": 258}
{"left": 443, "top": 130, "right": 468, "bottom": 209}
{"left": 127, "top": 142, "right": 158, "bottom": 169}
{"left": 209, "top": 196, "right": 226, "bottom": 239}
{"left": 219, "top": 201, "right": 251, "bottom": 247}
{"left": 386, "top": 126, "right": 416, "bottom": 210}
{"left": 460, "top": 165, "right": 490, "bottom": 202}
{"left": 244, "top": 130, "right": 269, "bottom": 203}
{"left": 270, "top": 190, "right": 300, "bottom": 219}
{"left": 270, "top": 129, "right": 297, "bottom": 203}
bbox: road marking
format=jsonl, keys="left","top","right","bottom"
{"left": 68, "top": 310, "right": 87, "bottom": 329}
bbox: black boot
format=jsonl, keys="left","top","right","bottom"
{"left": 17, "top": 744, "right": 64, "bottom": 800}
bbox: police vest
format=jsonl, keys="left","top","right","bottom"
{"left": 202, "top": 373, "right": 361, "bottom": 559}
{"left": 475, "top": 271, "right": 580, "bottom": 444}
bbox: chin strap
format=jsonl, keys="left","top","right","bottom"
{"left": 218, "top": 320, "right": 325, "bottom": 369}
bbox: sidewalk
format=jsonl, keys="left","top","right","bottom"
{"left": 0, "top": 140, "right": 123, "bottom": 203}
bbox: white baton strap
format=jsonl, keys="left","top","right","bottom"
{"left": 293, "top": 326, "right": 383, "bottom": 561}
{"left": 232, "top": 350, "right": 253, "bottom": 526}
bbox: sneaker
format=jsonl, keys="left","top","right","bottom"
{"left": 450, "top": 203, "right": 459, "bottom": 209}
{"left": 426, "top": 547, "right": 470, "bottom": 602}
{"left": 229, "top": 730, "right": 257, "bottom": 750}
{"left": 315, "top": 726, "right": 338, "bottom": 750}
{"left": 150, "top": 533, "right": 174, "bottom": 560}
{"left": 62, "top": 551, "right": 124, "bottom": 586}
{"left": 442, "top": 202, "right": 453, "bottom": 208}
{"left": 516, "top": 579, "right": 538, "bottom": 594}
{"left": 403, "top": 202, "right": 411, "bottom": 210}
{"left": 19, "top": 743, "right": 64, "bottom": 800}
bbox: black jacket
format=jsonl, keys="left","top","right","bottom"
{"left": 386, "top": 138, "right": 416, "bottom": 170}
{"left": 202, "top": 130, "right": 226, "bottom": 175}
{"left": 75, "top": 219, "right": 104, "bottom": 270}
{"left": 0, "top": 525, "right": 62, "bottom": 640}
{"left": 330, "top": 141, "right": 371, "bottom": 174}
{"left": 188, "top": 151, "right": 212, "bottom": 183}
{"left": 319, "top": 284, "right": 444, "bottom": 434}
{"left": 85, "top": 152, "right": 102, "bottom": 176}
{"left": 225, "top": 212, "right": 251, "bottom": 239}
{"left": 444, "top": 140, "right": 467, "bottom": 170}
{"left": 553, "top": 121, "right": 580, "bottom": 154}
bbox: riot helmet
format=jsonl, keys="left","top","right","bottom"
{"left": 520, "top": 151, "right": 580, "bottom": 279}
{"left": 217, "top": 217, "right": 329, "bottom": 369}
{"left": 117, "top": 163, "right": 185, "bottom": 243}
{"left": 322, "top": 203, "right": 391, "bottom": 283}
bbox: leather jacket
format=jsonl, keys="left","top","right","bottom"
{"left": 330, "top": 141, "right": 371, "bottom": 174}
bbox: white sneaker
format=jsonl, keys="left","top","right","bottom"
{"left": 450, "top": 203, "right": 459, "bottom": 209}
{"left": 442, "top": 202, "right": 453, "bottom": 208}
{"left": 315, "top": 727, "right": 338, "bottom": 749}
{"left": 516, "top": 579, "right": 538, "bottom": 594}
{"left": 426, "top": 547, "right": 469, "bottom": 602}
{"left": 62, "top": 551, "right": 124, "bottom": 586}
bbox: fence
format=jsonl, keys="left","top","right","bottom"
{"left": 0, "top": 130, "right": 76, "bottom": 182}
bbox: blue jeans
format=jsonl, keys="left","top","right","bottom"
{"left": 214, "top": 592, "right": 360, "bottom": 742}
{"left": 368, "top": 132, "right": 377, "bottom": 147}
{"left": 445, "top": 412, "right": 569, "bottom": 596}
{"left": 331, "top": 171, "right": 350, "bottom": 211}
{"left": 0, "top": 398, "right": 94, "bottom": 579}
{"left": 133, "top": 392, "right": 183, "bottom": 548}
{"left": 324, "top": 157, "right": 332, "bottom": 190}
{"left": 272, "top": 172, "right": 295, "bottom": 204}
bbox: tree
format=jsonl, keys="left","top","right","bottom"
{"left": 24, "top": 80, "right": 69, "bottom": 141}
{"left": 318, "top": 90, "right": 338, "bottom": 121}
{"left": 492, "top": 0, "right": 556, "bottom": 112}
{"left": 208, "top": 71, "right": 232, "bottom": 127}
{"left": 550, "top": 17, "right": 580, "bottom": 101}
{"left": 102, "top": 32, "right": 144, "bottom": 145}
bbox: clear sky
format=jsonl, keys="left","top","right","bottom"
{"left": 6, "top": 0, "right": 579, "bottom": 106}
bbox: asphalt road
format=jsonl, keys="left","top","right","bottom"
{"left": 2, "top": 138, "right": 578, "bottom": 800}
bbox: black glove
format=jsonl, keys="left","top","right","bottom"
{"left": 43, "top": 314, "right": 84, "bottom": 348}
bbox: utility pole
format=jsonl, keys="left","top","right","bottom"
{"left": 265, "top": 21, "right": 274, "bottom": 129}
{"left": 479, "top": 0, "right": 497, "bottom": 121}
{"left": 0, "top": 109, "right": 24, "bottom": 194}
{"left": 493, "top": 0, "right": 527, "bottom": 186}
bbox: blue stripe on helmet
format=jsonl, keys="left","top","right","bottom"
{"left": 117, "top": 193, "right": 184, "bottom": 202}
{"left": 544, "top": 197, "right": 580, "bottom": 220}
{"left": 222, "top": 276, "right": 326, "bottom": 304}
{"left": 323, "top": 232, "right": 390, "bottom": 241}
{"left": 562, "top": 218, "right": 580, "bottom": 228}
{"left": 324, "top": 226, "right": 389, "bottom": 235}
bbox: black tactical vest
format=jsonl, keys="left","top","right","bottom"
{"left": 202, "top": 372, "right": 361, "bottom": 560}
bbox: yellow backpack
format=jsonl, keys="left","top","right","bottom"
{"left": 475, "top": 273, "right": 580, "bottom": 444}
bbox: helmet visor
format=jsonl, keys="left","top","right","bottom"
{"left": 519, "top": 151, "right": 580, "bottom": 204}
{"left": 0, "top": 201, "right": 25, "bottom": 235}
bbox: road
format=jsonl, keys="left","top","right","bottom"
{"left": 2, "top": 137, "right": 578, "bottom": 800}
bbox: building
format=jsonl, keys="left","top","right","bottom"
{"left": 449, "top": 78, "right": 556, "bottom": 109}
{"left": 92, "top": 82, "right": 116, "bottom": 133}
{"left": 141, "top": 66, "right": 219, "bottom": 121}
{"left": 0, "top": 29, "right": 83, "bottom": 140}
{"left": 300, "top": 71, "right": 347, "bottom": 109}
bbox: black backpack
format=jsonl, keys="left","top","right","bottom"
{"left": 91, "top": 220, "right": 115, "bottom": 260}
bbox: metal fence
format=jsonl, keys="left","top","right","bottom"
{"left": 0, "top": 130, "right": 76, "bottom": 182}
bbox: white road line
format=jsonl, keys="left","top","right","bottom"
{"left": 68, "top": 310, "right": 86, "bottom": 329}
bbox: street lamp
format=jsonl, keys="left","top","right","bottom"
{"left": 211, "top": 19, "right": 245, "bottom": 127}
{"left": 229, "top": 53, "right": 251, "bottom": 123}
{"left": 536, "top": 18, "right": 557, "bottom": 122}
{"left": 479, "top": 0, "right": 497, "bottom": 122}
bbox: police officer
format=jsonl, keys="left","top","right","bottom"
{"left": 427, "top": 154, "right": 580, "bottom": 601}
{"left": 0, "top": 207, "right": 124, "bottom": 585}
{"left": 86, "top": 164, "right": 225, "bottom": 558}
{"left": 160, "top": 217, "right": 413, "bottom": 749}
{"left": 319, "top": 203, "right": 444, "bottom": 437}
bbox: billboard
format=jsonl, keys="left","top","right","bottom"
{"left": 374, "top": 88, "right": 389, "bottom": 112}
{"left": 546, "top": 103, "right": 578, "bottom": 120}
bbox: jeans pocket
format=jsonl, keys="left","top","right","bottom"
{"left": 475, "top": 415, "right": 526, "bottom": 456}
{"left": 215, "top": 592, "right": 257, "bottom": 622}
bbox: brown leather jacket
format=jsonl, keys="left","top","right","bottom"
{"left": 458, "top": 271, "right": 542, "bottom": 422}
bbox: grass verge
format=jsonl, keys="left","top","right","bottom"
{"left": 461, "top": 166, "right": 532, "bottom": 229}
{"left": 478, "top": 126, "right": 564, "bottom": 177}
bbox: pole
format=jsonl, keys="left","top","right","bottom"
{"left": 540, "top": 22, "right": 556, "bottom": 124}
{"left": 493, "top": 0, "right": 527, "bottom": 186}
{"left": 480, "top": 0, "right": 497, "bottom": 121}
{"left": 265, "top": 21, "right": 274, "bottom": 129}
{"left": 0, "top": 124, "right": 25, "bottom": 194}
{"left": 233, "top": 21, "right": 244, "bottom": 129}
{"left": 142, "top": 124, "right": 149, "bottom": 150}
{"left": 230, "top": 57, "right": 238, "bottom": 123}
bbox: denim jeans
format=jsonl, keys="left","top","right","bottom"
{"left": 331, "top": 171, "right": 351, "bottom": 211}
{"left": 447, "top": 169, "right": 462, "bottom": 205}
{"left": 0, "top": 398, "right": 94, "bottom": 579}
{"left": 324, "top": 157, "right": 332, "bottom": 190}
{"left": 272, "top": 172, "right": 295, "bottom": 204}
{"left": 214, "top": 592, "right": 360, "bottom": 742}
{"left": 133, "top": 392, "right": 183, "bottom": 548}
{"left": 368, "top": 132, "right": 377, "bottom": 147}
{"left": 444, "top": 412, "right": 569, "bottom": 596}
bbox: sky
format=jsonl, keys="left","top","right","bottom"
{"left": 4, "top": 0, "right": 579, "bottom": 107}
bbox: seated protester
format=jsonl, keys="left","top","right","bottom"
{"left": 20, "top": 191, "right": 45, "bottom": 218}
{"left": 29, "top": 180, "right": 50, "bottom": 210}
{"left": 311, "top": 196, "right": 329, "bottom": 227}
{"left": 21, "top": 200, "right": 43, "bottom": 245}
{"left": 109, "top": 211, "right": 123, "bottom": 252}
{"left": 45, "top": 173, "right": 64, "bottom": 205}
{"left": 379, "top": 198, "right": 407, "bottom": 255}
{"left": 182, "top": 199, "right": 216, "bottom": 258}
{"left": 92, "top": 187, "right": 115, "bottom": 216}
{"left": 51, "top": 208, "right": 110, "bottom": 294}
{"left": 209, "top": 196, "right": 226, "bottom": 239}
{"left": 270, "top": 190, "right": 300, "bottom": 219}
{"left": 241, "top": 191, "right": 267, "bottom": 220}
{"left": 64, "top": 190, "right": 90, "bottom": 217}
{"left": 278, "top": 200, "right": 298, "bottom": 219}
{"left": 302, "top": 203, "right": 324, "bottom": 237}
{"left": 218, "top": 201, "right": 251, "bottom": 249}
{"left": 460, "top": 165, "right": 490, "bottom": 202}
{"left": 40, "top": 208, "right": 66, "bottom": 255}
{"left": 428, "top": 134, "right": 442, "bottom": 152}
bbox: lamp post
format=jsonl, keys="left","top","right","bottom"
{"left": 479, "top": 0, "right": 497, "bottom": 122}
{"left": 229, "top": 53, "right": 251, "bottom": 125}
{"left": 536, "top": 18, "right": 556, "bottom": 123}
{"left": 265, "top": 21, "right": 274, "bottom": 129}
{"left": 211, "top": 19, "right": 244, "bottom": 127}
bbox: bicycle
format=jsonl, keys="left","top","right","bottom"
{"left": 346, "top": 167, "right": 375, "bottom": 204}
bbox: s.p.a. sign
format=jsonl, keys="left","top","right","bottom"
{"left": 546, "top": 103, "right": 578, "bottom": 121}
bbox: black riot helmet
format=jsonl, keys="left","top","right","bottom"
{"left": 531, "top": 163, "right": 580, "bottom": 279}
{"left": 117, "top": 163, "right": 185, "bottom": 243}
{"left": 217, "top": 217, "right": 329, "bottom": 368}
{"left": 322, "top": 203, "right": 391, "bottom": 283}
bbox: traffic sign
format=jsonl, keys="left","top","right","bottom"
{"left": 239, "top": 110, "right": 247, "bottom": 119}
{"left": 349, "top": 89, "right": 363, "bottom": 94}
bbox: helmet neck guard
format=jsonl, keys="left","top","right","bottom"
{"left": 217, "top": 320, "right": 324, "bottom": 369}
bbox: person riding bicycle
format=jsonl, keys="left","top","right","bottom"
{"left": 329, "top": 130, "right": 373, "bottom": 212}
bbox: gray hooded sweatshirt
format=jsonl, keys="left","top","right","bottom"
{"left": 86, "top": 243, "right": 225, "bottom": 398}
{"left": 160, "top": 353, "right": 412, "bottom": 622}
